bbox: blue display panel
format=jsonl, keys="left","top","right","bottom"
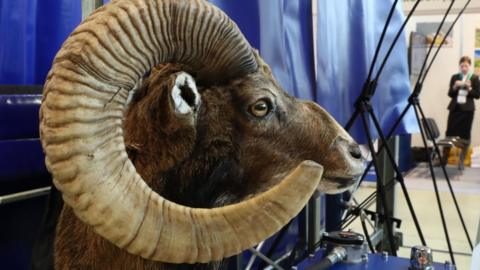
{"left": 297, "top": 249, "right": 447, "bottom": 270}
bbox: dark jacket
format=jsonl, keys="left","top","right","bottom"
{"left": 447, "top": 73, "right": 480, "bottom": 111}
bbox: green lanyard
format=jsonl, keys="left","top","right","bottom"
{"left": 460, "top": 72, "right": 472, "bottom": 81}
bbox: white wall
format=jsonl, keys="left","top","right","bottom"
{"left": 404, "top": 13, "right": 480, "bottom": 147}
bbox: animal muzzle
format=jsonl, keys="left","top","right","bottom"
{"left": 317, "top": 136, "right": 365, "bottom": 194}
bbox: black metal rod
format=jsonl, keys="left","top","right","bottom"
{"left": 421, "top": 0, "right": 472, "bottom": 84}
{"left": 341, "top": 137, "right": 426, "bottom": 246}
{"left": 416, "top": 103, "right": 474, "bottom": 250}
{"left": 365, "top": 0, "right": 399, "bottom": 84}
{"left": 347, "top": 0, "right": 450, "bottom": 164}
{"left": 342, "top": 1, "right": 424, "bottom": 242}
{"left": 359, "top": 106, "right": 397, "bottom": 255}
{"left": 345, "top": 0, "right": 421, "bottom": 130}
{"left": 344, "top": 0, "right": 407, "bottom": 131}
{"left": 342, "top": 177, "right": 396, "bottom": 228}
{"left": 406, "top": 0, "right": 474, "bottom": 250}
{"left": 351, "top": 102, "right": 413, "bottom": 191}
{"left": 341, "top": 179, "right": 397, "bottom": 229}
{"left": 256, "top": 221, "right": 293, "bottom": 269}
{"left": 345, "top": 109, "right": 359, "bottom": 131}
{"left": 416, "top": 0, "right": 456, "bottom": 81}
{"left": 348, "top": 0, "right": 466, "bottom": 230}
{"left": 345, "top": 0, "right": 420, "bottom": 175}
{"left": 366, "top": 108, "right": 427, "bottom": 246}
{"left": 361, "top": 213, "right": 376, "bottom": 253}
{"left": 413, "top": 104, "right": 455, "bottom": 264}
{"left": 373, "top": 0, "right": 422, "bottom": 82}
{"left": 367, "top": 0, "right": 473, "bottom": 251}
{"left": 386, "top": 103, "right": 413, "bottom": 139}
{"left": 341, "top": 0, "right": 474, "bottom": 258}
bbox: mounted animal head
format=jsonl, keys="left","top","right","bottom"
{"left": 40, "top": 0, "right": 364, "bottom": 265}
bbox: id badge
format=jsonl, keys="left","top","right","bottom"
{"left": 457, "top": 89, "right": 467, "bottom": 104}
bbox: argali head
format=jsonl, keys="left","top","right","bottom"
{"left": 39, "top": 0, "right": 365, "bottom": 265}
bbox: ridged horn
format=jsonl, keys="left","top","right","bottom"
{"left": 40, "top": 0, "right": 323, "bottom": 263}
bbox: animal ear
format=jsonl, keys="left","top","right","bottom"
{"left": 170, "top": 72, "right": 201, "bottom": 116}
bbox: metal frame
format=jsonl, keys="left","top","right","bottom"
{"left": 305, "top": 194, "right": 323, "bottom": 252}
{"left": 82, "top": 0, "right": 103, "bottom": 19}
{"left": 0, "top": 186, "right": 51, "bottom": 205}
{"left": 376, "top": 137, "right": 399, "bottom": 252}
{"left": 243, "top": 196, "right": 325, "bottom": 270}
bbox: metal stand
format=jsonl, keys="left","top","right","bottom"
{"left": 338, "top": 0, "right": 427, "bottom": 255}
{"left": 0, "top": 186, "right": 51, "bottom": 205}
{"left": 342, "top": 0, "right": 474, "bottom": 264}
{"left": 376, "top": 136, "right": 398, "bottom": 252}
{"left": 374, "top": 85, "right": 475, "bottom": 265}
{"left": 306, "top": 195, "right": 324, "bottom": 253}
{"left": 341, "top": 69, "right": 431, "bottom": 255}
{"left": 345, "top": 87, "right": 404, "bottom": 256}
{"left": 349, "top": 80, "right": 473, "bottom": 265}
{"left": 82, "top": 0, "right": 103, "bottom": 19}
{"left": 411, "top": 92, "right": 456, "bottom": 265}
{"left": 245, "top": 196, "right": 324, "bottom": 270}
{"left": 354, "top": 0, "right": 474, "bottom": 263}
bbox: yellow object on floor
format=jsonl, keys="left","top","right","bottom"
{"left": 448, "top": 146, "right": 472, "bottom": 166}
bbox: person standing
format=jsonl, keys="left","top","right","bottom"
{"left": 444, "top": 56, "right": 480, "bottom": 170}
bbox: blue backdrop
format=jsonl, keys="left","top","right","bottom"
{"left": 0, "top": 0, "right": 418, "bottom": 142}
{"left": 0, "top": 0, "right": 81, "bottom": 85}
{"left": 315, "top": 1, "right": 418, "bottom": 142}
{"left": 210, "top": 0, "right": 316, "bottom": 101}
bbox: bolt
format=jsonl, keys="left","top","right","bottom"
{"left": 381, "top": 251, "right": 388, "bottom": 260}
{"left": 361, "top": 254, "right": 368, "bottom": 263}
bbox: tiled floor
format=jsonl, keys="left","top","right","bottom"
{"left": 346, "top": 164, "right": 480, "bottom": 270}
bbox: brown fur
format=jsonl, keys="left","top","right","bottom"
{"left": 54, "top": 57, "right": 359, "bottom": 269}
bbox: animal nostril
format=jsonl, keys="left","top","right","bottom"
{"left": 348, "top": 144, "right": 362, "bottom": 160}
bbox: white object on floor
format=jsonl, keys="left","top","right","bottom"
{"left": 471, "top": 146, "right": 480, "bottom": 168}
{"left": 471, "top": 244, "right": 480, "bottom": 270}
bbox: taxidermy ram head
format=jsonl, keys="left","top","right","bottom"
{"left": 39, "top": 0, "right": 364, "bottom": 265}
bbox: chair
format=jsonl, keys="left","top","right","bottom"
{"left": 421, "top": 118, "right": 459, "bottom": 165}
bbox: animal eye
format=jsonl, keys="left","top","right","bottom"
{"left": 250, "top": 99, "right": 271, "bottom": 117}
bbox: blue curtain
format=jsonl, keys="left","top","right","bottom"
{"left": 210, "top": 0, "right": 316, "bottom": 101}
{"left": 0, "top": 0, "right": 417, "bottom": 143}
{"left": 315, "top": 0, "right": 418, "bottom": 143}
{"left": 0, "top": 0, "right": 81, "bottom": 85}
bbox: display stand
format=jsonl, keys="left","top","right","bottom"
{"left": 341, "top": 0, "right": 474, "bottom": 265}
{"left": 339, "top": 0, "right": 426, "bottom": 255}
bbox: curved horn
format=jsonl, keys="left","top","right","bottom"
{"left": 40, "top": 0, "right": 323, "bottom": 263}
